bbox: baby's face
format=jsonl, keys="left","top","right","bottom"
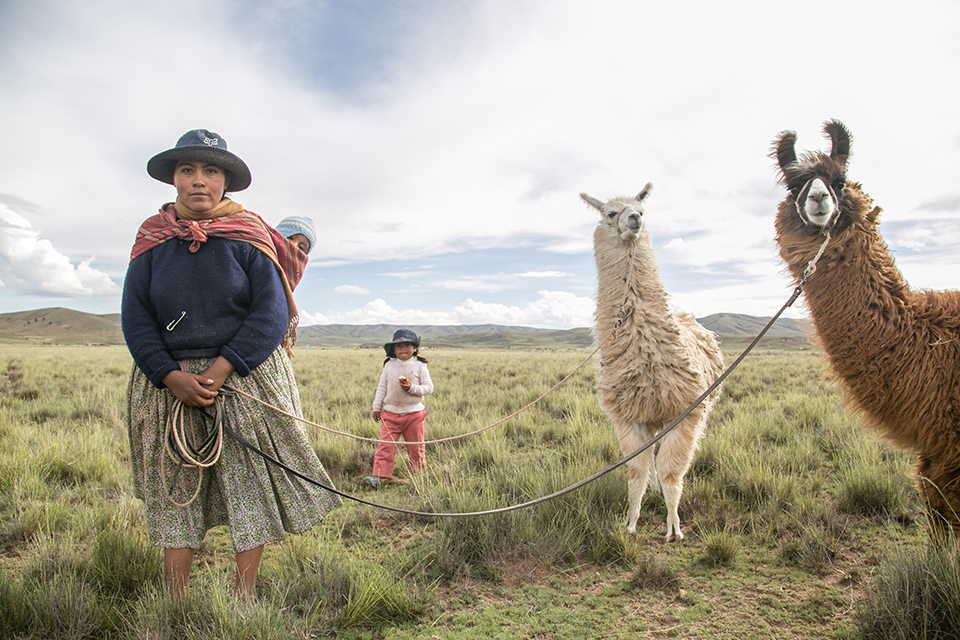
{"left": 289, "top": 234, "right": 310, "bottom": 254}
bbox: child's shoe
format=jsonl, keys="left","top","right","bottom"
{"left": 361, "top": 476, "right": 380, "bottom": 490}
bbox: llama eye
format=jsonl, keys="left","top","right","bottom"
{"left": 607, "top": 212, "right": 617, "bottom": 219}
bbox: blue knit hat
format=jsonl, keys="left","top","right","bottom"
{"left": 276, "top": 216, "right": 316, "bottom": 254}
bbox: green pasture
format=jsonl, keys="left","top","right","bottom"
{"left": 1, "top": 344, "right": 957, "bottom": 639}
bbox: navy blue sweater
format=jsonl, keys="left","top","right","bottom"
{"left": 121, "top": 237, "right": 289, "bottom": 388}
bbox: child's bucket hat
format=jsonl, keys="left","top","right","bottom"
{"left": 383, "top": 329, "right": 421, "bottom": 357}
{"left": 147, "top": 129, "right": 252, "bottom": 191}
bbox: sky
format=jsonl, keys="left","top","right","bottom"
{"left": 1, "top": 0, "right": 958, "bottom": 330}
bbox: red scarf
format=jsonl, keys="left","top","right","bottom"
{"left": 131, "top": 202, "right": 307, "bottom": 350}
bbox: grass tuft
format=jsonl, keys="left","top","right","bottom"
{"left": 855, "top": 542, "right": 960, "bottom": 639}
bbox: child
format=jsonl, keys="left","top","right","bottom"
{"left": 362, "top": 329, "right": 434, "bottom": 490}
{"left": 276, "top": 216, "right": 316, "bottom": 256}
{"left": 274, "top": 216, "right": 315, "bottom": 292}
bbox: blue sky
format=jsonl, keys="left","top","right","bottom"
{"left": 1, "top": 0, "right": 958, "bottom": 329}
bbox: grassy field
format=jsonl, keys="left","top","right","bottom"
{"left": 0, "top": 343, "right": 957, "bottom": 639}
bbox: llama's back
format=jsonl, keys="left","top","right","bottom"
{"left": 676, "top": 312, "right": 724, "bottom": 383}
{"left": 677, "top": 312, "right": 724, "bottom": 410}
{"left": 598, "top": 312, "right": 723, "bottom": 424}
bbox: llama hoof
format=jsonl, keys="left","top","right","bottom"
{"left": 665, "top": 528, "right": 684, "bottom": 543}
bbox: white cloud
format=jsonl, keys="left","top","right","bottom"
{"left": 0, "top": 204, "right": 120, "bottom": 297}
{"left": 298, "top": 290, "right": 595, "bottom": 329}
{"left": 334, "top": 284, "right": 371, "bottom": 295}
{"left": 663, "top": 238, "right": 687, "bottom": 252}
{"left": 296, "top": 310, "right": 331, "bottom": 326}
{"left": 432, "top": 276, "right": 515, "bottom": 292}
{"left": 0, "top": 0, "right": 958, "bottom": 326}
{"left": 516, "top": 271, "right": 570, "bottom": 278}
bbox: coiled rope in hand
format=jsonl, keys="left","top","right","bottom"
{"left": 161, "top": 392, "right": 231, "bottom": 507}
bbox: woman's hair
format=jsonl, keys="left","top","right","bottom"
{"left": 222, "top": 169, "right": 233, "bottom": 200}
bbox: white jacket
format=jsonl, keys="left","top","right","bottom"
{"left": 372, "top": 358, "right": 434, "bottom": 415}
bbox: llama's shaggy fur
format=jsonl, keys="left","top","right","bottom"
{"left": 583, "top": 184, "right": 724, "bottom": 541}
{"left": 773, "top": 120, "right": 960, "bottom": 537}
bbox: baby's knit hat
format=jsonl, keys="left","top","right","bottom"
{"left": 276, "top": 216, "right": 316, "bottom": 254}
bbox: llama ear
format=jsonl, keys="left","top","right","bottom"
{"left": 824, "top": 119, "right": 852, "bottom": 167}
{"left": 580, "top": 193, "right": 605, "bottom": 211}
{"left": 635, "top": 182, "right": 654, "bottom": 202}
{"left": 773, "top": 130, "right": 798, "bottom": 176}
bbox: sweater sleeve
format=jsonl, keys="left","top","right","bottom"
{"left": 219, "top": 248, "right": 289, "bottom": 376}
{"left": 121, "top": 252, "right": 181, "bottom": 388}
{"left": 409, "top": 363, "right": 434, "bottom": 398}
{"left": 372, "top": 367, "right": 389, "bottom": 412}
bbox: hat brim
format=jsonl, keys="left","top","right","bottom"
{"left": 383, "top": 338, "right": 421, "bottom": 357}
{"left": 147, "top": 146, "right": 251, "bottom": 191}
{"left": 383, "top": 338, "right": 421, "bottom": 347}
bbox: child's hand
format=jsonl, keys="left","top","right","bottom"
{"left": 372, "top": 411, "right": 381, "bottom": 422}
{"left": 399, "top": 376, "right": 411, "bottom": 391}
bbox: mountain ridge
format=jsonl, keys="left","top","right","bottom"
{"left": 0, "top": 307, "right": 809, "bottom": 348}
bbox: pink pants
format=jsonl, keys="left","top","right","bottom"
{"left": 372, "top": 410, "right": 426, "bottom": 479}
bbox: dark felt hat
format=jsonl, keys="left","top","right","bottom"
{"left": 147, "top": 129, "right": 251, "bottom": 191}
{"left": 383, "top": 329, "right": 421, "bottom": 357}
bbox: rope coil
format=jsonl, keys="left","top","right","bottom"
{"left": 161, "top": 391, "right": 231, "bottom": 506}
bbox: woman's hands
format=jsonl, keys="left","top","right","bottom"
{"left": 199, "top": 357, "right": 235, "bottom": 392}
{"left": 162, "top": 357, "right": 236, "bottom": 407}
{"left": 162, "top": 370, "right": 217, "bottom": 407}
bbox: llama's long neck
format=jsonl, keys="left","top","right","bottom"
{"left": 594, "top": 228, "right": 674, "bottom": 354}
{"left": 776, "top": 184, "right": 944, "bottom": 450}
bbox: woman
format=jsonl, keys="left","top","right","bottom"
{"left": 122, "top": 129, "right": 341, "bottom": 599}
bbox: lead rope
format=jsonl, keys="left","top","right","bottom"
{"left": 161, "top": 392, "right": 231, "bottom": 507}
{"left": 222, "top": 247, "right": 641, "bottom": 446}
{"left": 615, "top": 242, "right": 637, "bottom": 329}
{"left": 217, "top": 236, "right": 832, "bottom": 518}
{"left": 223, "top": 346, "right": 600, "bottom": 446}
{"left": 802, "top": 231, "right": 831, "bottom": 284}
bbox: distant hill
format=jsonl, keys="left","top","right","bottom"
{"left": 697, "top": 313, "right": 809, "bottom": 339}
{"left": 0, "top": 308, "right": 809, "bottom": 348}
{"left": 0, "top": 307, "right": 123, "bottom": 345}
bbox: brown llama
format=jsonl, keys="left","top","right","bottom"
{"left": 583, "top": 184, "right": 724, "bottom": 541}
{"left": 773, "top": 119, "right": 960, "bottom": 537}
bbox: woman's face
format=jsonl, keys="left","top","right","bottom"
{"left": 173, "top": 160, "right": 230, "bottom": 212}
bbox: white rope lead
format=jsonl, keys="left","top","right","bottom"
{"left": 161, "top": 395, "right": 226, "bottom": 507}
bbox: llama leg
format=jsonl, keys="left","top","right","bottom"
{"left": 915, "top": 454, "right": 960, "bottom": 541}
{"left": 656, "top": 413, "right": 707, "bottom": 542}
{"left": 617, "top": 419, "right": 654, "bottom": 534}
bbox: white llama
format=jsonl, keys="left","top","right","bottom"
{"left": 582, "top": 183, "right": 724, "bottom": 541}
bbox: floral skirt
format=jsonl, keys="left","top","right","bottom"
{"left": 127, "top": 349, "right": 342, "bottom": 552}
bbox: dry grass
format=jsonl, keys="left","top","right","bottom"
{"left": 0, "top": 344, "right": 950, "bottom": 639}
